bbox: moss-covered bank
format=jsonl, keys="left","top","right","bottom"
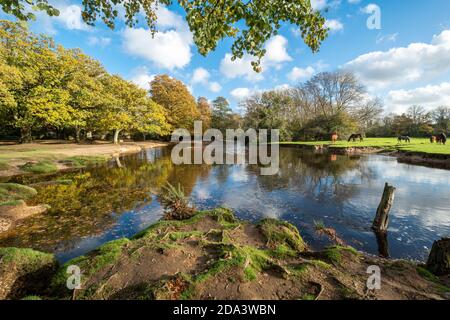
{"left": 1, "top": 209, "right": 449, "bottom": 300}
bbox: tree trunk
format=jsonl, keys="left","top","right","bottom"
{"left": 75, "top": 127, "right": 81, "bottom": 144}
{"left": 426, "top": 238, "right": 450, "bottom": 275}
{"left": 114, "top": 156, "right": 123, "bottom": 168}
{"left": 20, "top": 127, "right": 32, "bottom": 144}
{"left": 372, "top": 183, "right": 396, "bottom": 232}
{"left": 113, "top": 129, "right": 121, "bottom": 144}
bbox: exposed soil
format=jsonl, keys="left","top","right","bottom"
{"left": 0, "top": 140, "right": 169, "bottom": 178}
{"left": 35, "top": 209, "right": 448, "bottom": 301}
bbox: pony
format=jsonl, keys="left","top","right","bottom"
{"left": 436, "top": 133, "right": 447, "bottom": 145}
{"left": 331, "top": 133, "right": 338, "bottom": 143}
{"left": 430, "top": 136, "right": 437, "bottom": 144}
{"left": 397, "top": 136, "right": 411, "bottom": 143}
{"left": 348, "top": 133, "right": 364, "bottom": 142}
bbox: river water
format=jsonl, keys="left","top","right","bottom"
{"left": 1, "top": 146, "right": 449, "bottom": 263}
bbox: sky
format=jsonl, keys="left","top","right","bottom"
{"left": 2, "top": 0, "right": 450, "bottom": 114}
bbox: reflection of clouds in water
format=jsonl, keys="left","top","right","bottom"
{"left": 230, "top": 166, "right": 249, "bottom": 182}
{"left": 194, "top": 184, "right": 211, "bottom": 200}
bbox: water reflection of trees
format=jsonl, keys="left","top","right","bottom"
{"left": 252, "top": 149, "right": 369, "bottom": 202}
{"left": 0, "top": 149, "right": 201, "bottom": 252}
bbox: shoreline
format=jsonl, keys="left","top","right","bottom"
{"left": 1, "top": 209, "right": 449, "bottom": 300}
{"left": 279, "top": 143, "right": 450, "bottom": 170}
{"left": 0, "top": 140, "right": 169, "bottom": 179}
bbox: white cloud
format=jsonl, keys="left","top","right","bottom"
{"left": 129, "top": 67, "right": 155, "bottom": 91}
{"left": 344, "top": 30, "right": 450, "bottom": 89}
{"left": 122, "top": 8, "right": 193, "bottom": 70}
{"left": 311, "top": 0, "right": 341, "bottom": 10}
{"left": 155, "top": 5, "right": 184, "bottom": 30}
{"left": 230, "top": 87, "right": 252, "bottom": 101}
{"left": 288, "top": 66, "right": 315, "bottom": 82}
{"left": 324, "top": 19, "right": 344, "bottom": 33}
{"left": 122, "top": 27, "right": 192, "bottom": 70}
{"left": 209, "top": 82, "right": 222, "bottom": 93}
{"left": 87, "top": 36, "right": 111, "bottom": 47}
{"left": 191, "top": 67, "right": 210, "bottom": 84}
{"left": 219, "top": 35, "right": 291, "bottom": 81}
{"left": 220, "top": 54, "right": 265, "bottom": 81}
{"left": 387, "top": 82, "right": 450, "bottom": 114}
{"left": 28, "top": 2, "right": 90, "bottom": 34}
{"left": 264, "top": 35, "right": 292, "bottom": 64}
{"left": 190, "top": 67, "right": 222, "bottom": 93}
{"left": 57, "top": 4, "right": 90, "bottom": 31}
{"left": 274, "top": 84, "right": 292, "bottom": 91}
{"left": 310, "top": 0, "right": 328, "bottom": 10}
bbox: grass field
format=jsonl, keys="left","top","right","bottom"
{"left": 279, "top": 138, "right": 450, "bottom": 155}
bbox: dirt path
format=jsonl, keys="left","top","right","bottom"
{"left": 0, "top": 140, "right": 169, "bottom": 178}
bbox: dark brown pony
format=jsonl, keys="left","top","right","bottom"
{"left": 397, "top": 136, "right": 411, "bottom": 143}
{"left": 436, "top": 133, "right": 447, "bottom": 145}
{"left": 348, "top": 133, "right": 364, "bottom": 142}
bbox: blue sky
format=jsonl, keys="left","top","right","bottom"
{"left": 2, "top": 0, "right": 450, "bottom": 114}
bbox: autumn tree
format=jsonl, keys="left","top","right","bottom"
{"left": 0, "top": 20, "right": 76, "bottom": 142}
{"left": 150, "top": 74, "right": 199, "bottom": 131}
{"left": 1, "top": 0, "right": 328, "bottom": 71}
{"left": 197, "top": 97, "right": 212, "bottom": 129}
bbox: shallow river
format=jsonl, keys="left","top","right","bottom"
{"left": 1, "top": 146, "right": 449, "bottom": 263}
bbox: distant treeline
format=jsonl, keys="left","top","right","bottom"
{"left": 239, "top": 71, "right": 449, "bottom": 141}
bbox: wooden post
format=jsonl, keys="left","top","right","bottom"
{"left": 374, "top": 230, "right": 389, "bottom": 258}
{"left": 426, "top": 238, "right": 450, "bottom": 275}
{"left": 372, "top": 183, "right": 396, "bottom": 232}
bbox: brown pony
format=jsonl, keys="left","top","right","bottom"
{"left": 430, "top": 136, "right": 437, "bottom": 144}
{"left": 331, "top": 133, "right": 338, "bottom": 143}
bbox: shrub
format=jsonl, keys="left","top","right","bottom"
{"left": 159, "top": 182, "right": 195, "bottom": 220}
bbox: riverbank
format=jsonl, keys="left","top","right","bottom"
{"left": 279, "top": 138, "right": 450, "bottom": 169}
{"left": 1, "top": 209, "right": 449, "bottom": 300}
{"left": 0, "top": 140, "right": 169, "bottom": 178}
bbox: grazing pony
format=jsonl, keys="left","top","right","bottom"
{"left": 348, "top": 133, "right": 364, "bottom": 142}
{"left": 436, "top": 133, "right": 447, "bottom": 145}
{"left": 397, "top": 136, "right": 411, "bottom": 143}
{"left": 430, "top": 136, "right": 437, "bottom": 144}
{"left": 331, "top": 133, "right": 338, "bottom": 143}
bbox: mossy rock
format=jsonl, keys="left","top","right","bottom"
{"left": 21, "top": 161, "right": 58, "bottom": 174}
{"left": 0, "top": 247, "right": 58, "bottom": 300}
{"left": 258, "top": 218, "right": 307, "bottom": 252}
{"left": 0, "top": 183, "right": 37, "bottom": 206}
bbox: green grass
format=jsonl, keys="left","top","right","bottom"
{"left": 0, "top": 183, "right": 37, "bottom": 206}
{"left": 279, "top": 138, "right": 450, "bottom": 155}
{"left": 21, "top": 161, "right": 58, "bottom": 174}
{"left": 324, "top": 246, "right": 360, "bottom": 264}
{"left": 0, "top": 247, "right": 55, "bottom": 273}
